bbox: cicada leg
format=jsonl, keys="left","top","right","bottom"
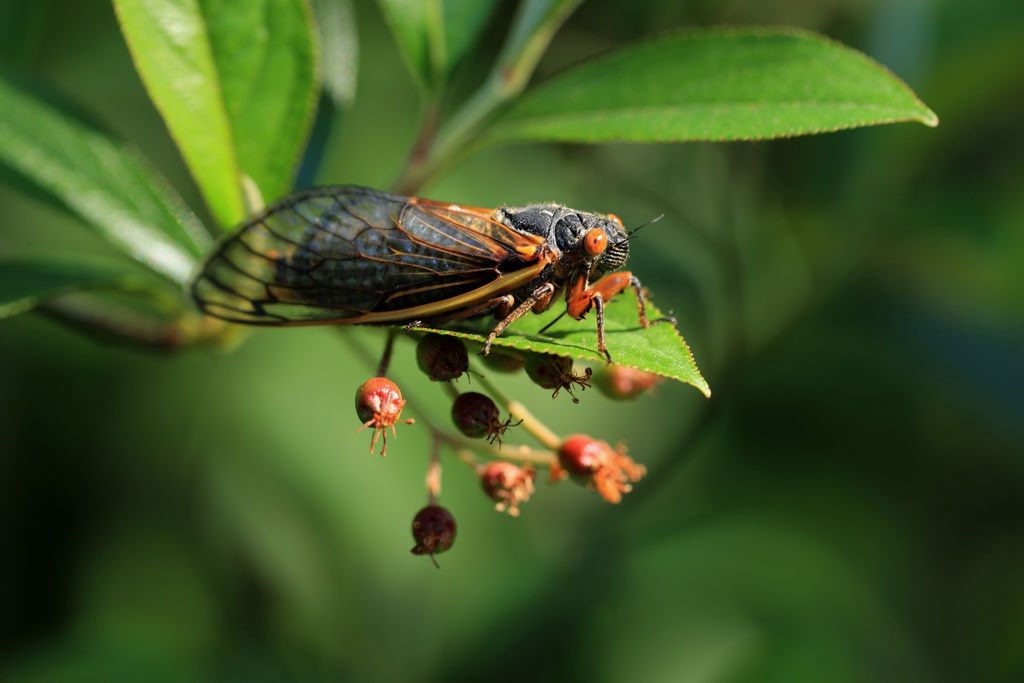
{"left": 566, "top": 272, "right": 675, "bottom": 362}
{"left": 483, "top": 283, "right": 556, "bottom": 355}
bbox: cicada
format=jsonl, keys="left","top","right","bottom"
{"left": 191, "top": 185, "right": 671, "bottom": 360}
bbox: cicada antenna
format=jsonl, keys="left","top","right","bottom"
{"left": 626, "top": 213, "right": 664, "bottom": 239}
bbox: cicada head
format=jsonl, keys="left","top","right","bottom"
{"left": 579, "top": 211, "right": 630, "bottom": 276}
{"left": 499, "top": 204, "right": 630, "bottom": 274}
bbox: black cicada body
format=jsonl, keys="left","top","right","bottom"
{"left": 191, "top": 185, "right": 667, "bottom": 359}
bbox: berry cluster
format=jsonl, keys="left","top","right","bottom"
{"left": 353, "top": 332, "right": 663, "bottom": 567}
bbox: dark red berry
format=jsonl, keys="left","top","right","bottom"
{"left": 595, "top": 364, "right": 664, "bottom": 401}
{"left": 480, "top": 348, "right": 525, "bottom": 373}
{"left": 416, "top": 333, "right": 468, "bottom": 381}
{"left": 355, "top": 377, "right": 409, "bottom": 456}
{"left": 451, "top": 392, "right": 520, "bottom": 443}
{"left": 480, "top": 462, "right": 535, "bottom": 516}
{"left": 451, "top": 392, "right": 498, "bottom": 438}
{"left": 411, "top": 505, "right": 456, "bottom": 567}
{"left": 525, "top": 354, "right": 592, "bottom": 403}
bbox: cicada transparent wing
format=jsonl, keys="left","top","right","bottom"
{"left": 191, "top": 186, "right": 548, "bottom": 325}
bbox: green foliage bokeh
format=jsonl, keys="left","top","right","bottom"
{"left": 1, "top": 1, "right": 1022, "bottom": 682}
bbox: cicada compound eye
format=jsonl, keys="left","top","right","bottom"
{"left": 583, "top": 228, "right": 608, "bottom": 257}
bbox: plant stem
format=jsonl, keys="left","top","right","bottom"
{"left": 506, "top": 400, "right": 562, "bottom": 450}
{"left": 40, "top": 293, "right": 235, "bottom": 351}
{"left": 426, "top": 431, "right": 442, "bottom": 504}
{"left": 377, "top": 330, "right": 396, "bottom": 376}
{"left": 393, "top": 0, "right": 583, "bottom": 194}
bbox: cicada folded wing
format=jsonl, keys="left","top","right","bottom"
{"left": 191, "top": 186, "right": 548, "bottom": 326}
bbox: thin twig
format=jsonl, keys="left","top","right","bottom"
{"left": 426, "top": 431, "right": 442, "bottom": 504}
{"left": 377, "top": 329, "right": 396, "bottom": 376}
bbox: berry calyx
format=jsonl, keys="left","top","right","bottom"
{"left": 595, "top": 364, "right": 664, "bottom": 400}
{"left": 558, "top": 434, "right": 646, "bottom": 504}
{"left": 525, "top": 354, "right": 592, "bottom": 403}
{"left": 416, "top": 333, "right": 469, "bottom": 381}
{"left": 451, "top": 392, "right": 520, "bottom": 444}
{"left": 411, "top": 504, "right": 456, "bottom": 567}
{"left": 480, "top": 462, "right": 535, "bottom": 517}
{"left": 355, "top": 377, "right": 410, "bottom": 456}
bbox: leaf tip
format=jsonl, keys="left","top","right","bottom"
{"left": 694, "top": 378, "right": 712, "bottom": 399}
{"left": 919, "top": 107, "right": 940, "bottom": 128}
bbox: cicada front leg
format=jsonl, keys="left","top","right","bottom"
{"left": 566, "top": 272, "right": 675, "bottom": 362}
{"left": 483, "top": 283, "right": 556, "bottom": 355}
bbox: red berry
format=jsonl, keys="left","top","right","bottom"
{"left": 355, "top": 377, "right": 408, "bottom": 456}
{"left": 411, "top": 505, "right": 456, "bottom": 566}
{"left": 480, "top": 462, "right": 535, "bottom": 517}
{"left": 416, "top": 333, "right": 468, "bottom": 381}
{"left": 480, "top": 348, "right": 525, "bottom": 373}
{"left": 595, "top": 364, "right": 664, "bottom": 400}
{"left": 524, "top": 354, "right": 592, "bottom": 403}
{"left": 557, "top": 434, "right": 646, "bottom": 504}
{"left": 557, "top": 434, "right": 608, "bottom": 477}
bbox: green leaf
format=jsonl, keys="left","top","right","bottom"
{"left": 482, "top": 27, "right": 939, "bottom": 145}
{"left": 0, "top": 255, "right": 140, "bottom": 319}
{"left": 113, "top": 0, "right": 319, "bottom": 226}
{"left": 313, "top": 0, "right": 358, "bottom": 107}
{"left": 418, "top": 296, "right": 710, "bottom": 397}
{"left": 376, "top": 0, "right": 497, "bottom": 90}
{"left": 202, "top": 0, "right": 320, "bottom": 203}
{"left": 113, "top": 0, "right": 246, "bottom": 228}
{"left": 442, "top": 0, "right": 498, "bottom": 75}
{"left": 0, "top": 75, "right": 207, "bottom": 284}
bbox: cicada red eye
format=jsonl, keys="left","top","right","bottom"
{"left": 584, "top": 228, "right": 607, "bottom": 257}
{"left": 607, "top": 213, "right": 624, "bottom": 227}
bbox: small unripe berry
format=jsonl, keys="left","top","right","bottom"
{"left": 355, "top": 377, "right": 408, "bottom": 456}
{"left": 525, "top": 354, "right": 592, "bottom": 403}
{"left": 480, "top": 348, "right": 525, "bottom": 373}
{"left": 416, "top": 333, "right": 468, "bottom": 381}
{"left": 451, "top": 392, "right": 519, "bottom": 444}
{"left": 411, "top": 505, "right": 456, "bottom": 566}
{"left": 480, "top": 462, "right": 535, "bottom": 517}
{"left": 595, "top": 364, "right": 663, "bottom": 400}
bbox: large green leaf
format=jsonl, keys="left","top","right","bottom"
{"left": 376, "top": 0, "right": 497, "bottom": 90}
{"left": 114, "top": 0, "right": 319, "bottom": 227}
{"left": 482, "top": 27, "right": 938, "bottom": 145}
{"left": 313, "top": 0, "right": 358, "bottom": 107}
{"left": 0, "top": 75, "right": 206, "bottom": 284}
{"left": 113, "top": 0, "right": 246, "bottom": 228}
{"left": 202, "top": 0, "right": 319, "bottom": 202}
{"left": 0, "top": 255, "right": 141, "bottom": 319}
{"left": 417, "top": 296, "right": 710, "bottom": 397}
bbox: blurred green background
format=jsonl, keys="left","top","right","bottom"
{"left": 2, "top": 1, "right": 1023, "bottom": 681}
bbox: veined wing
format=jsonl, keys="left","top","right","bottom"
{"left": 191, "top": 186, "right": 548, "bottom": 325}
